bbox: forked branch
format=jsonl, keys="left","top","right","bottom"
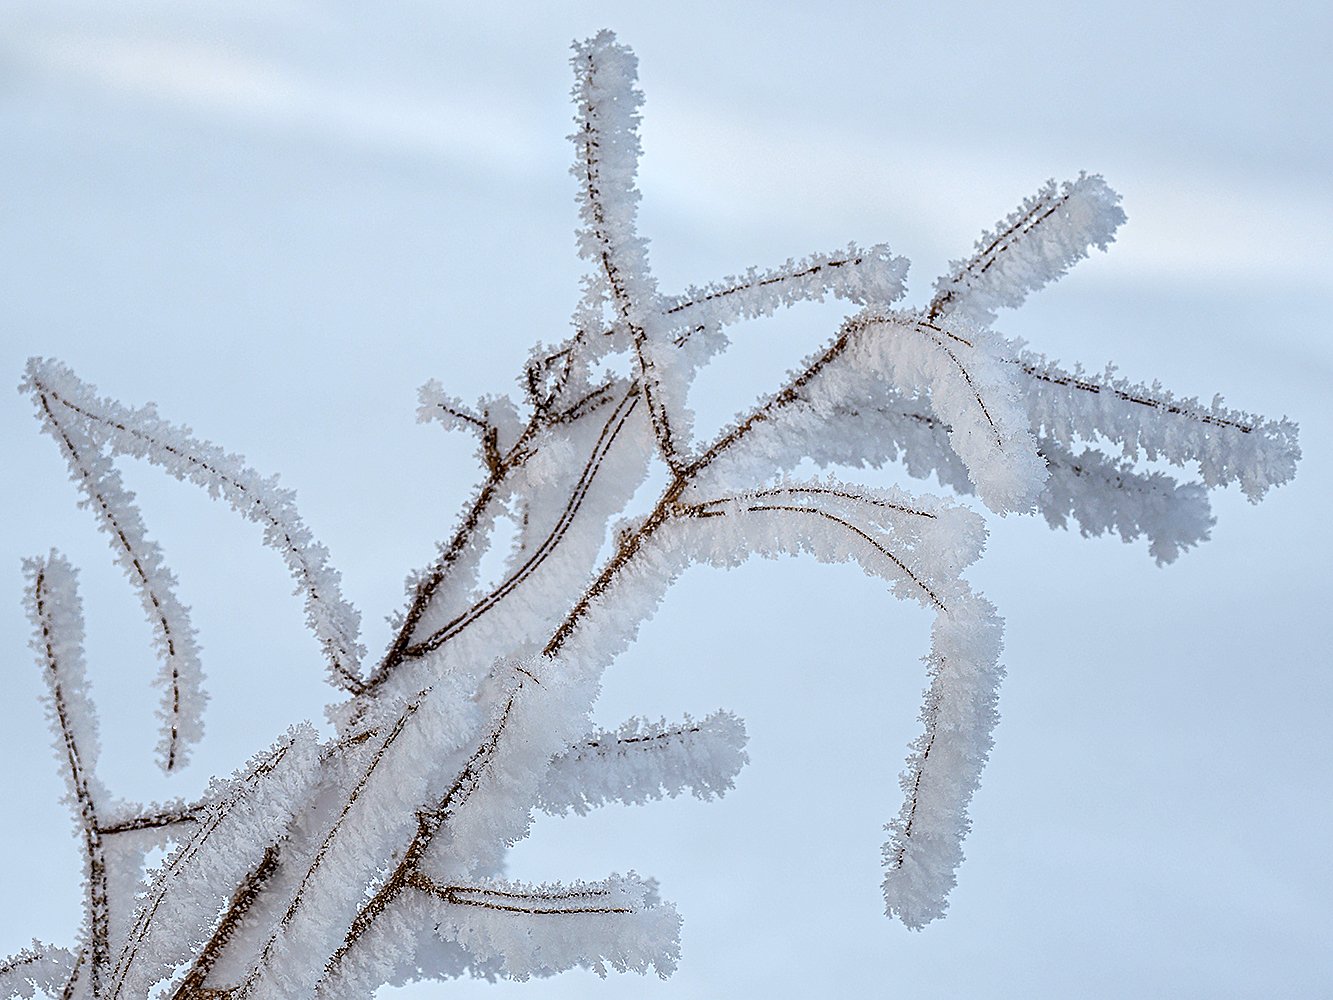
{"left": 8, "top": 28, "right": 1298, "bottom": 1000}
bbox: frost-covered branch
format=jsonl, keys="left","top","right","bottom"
{"left": 928, "top": 174, "right": 1125, "bottom": 325}
{"left": 407, "top": 873, "right": 680, "bottom": 981}
{"left": 24, "top": 359, "right": 366, "bottom": 700}
{"left": 8, "top": 28, "right": 1299, "bottom": 1000}
{"left": 24, "top": 373, "right": 205, "bottom": 772}
{"left": 688, "top": 310, "right": 1047, "bottom": 513}
{"left": 393, "top": 387, "right": 643, "bottom": 667}
{"left": 106, "top": 727, "right": 320, "bottom": 1000}
{"left": 1017, "top": 353, "right": 1299, "bottom": 500}
{"left": 0, "top": 945, "right": 76, "bottom": 1000}
{"left": 539, "top": 712, "right": 748, "bottom": 815}
{"left": 881, "top": 587, "right": 1003, "bottom": 928}
{"left": 24, "top": 556, "right": 109, "bottom": 995}
{"left": 663, "top": 243, "right": 909, "bottom": 331}
{"left": 571, "top": 32, "right": 685, "bottom": 471}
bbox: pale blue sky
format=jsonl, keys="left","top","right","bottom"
{"left": 2, "top": 3, "right": 1330, "bottom": 997}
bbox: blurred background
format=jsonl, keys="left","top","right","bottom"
{"left": 1, "top": 2, "right": 1330, "bottom": 997}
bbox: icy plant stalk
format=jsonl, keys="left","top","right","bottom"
{"left": 3, "top": 29, "right": 1298, "bottom": 1000}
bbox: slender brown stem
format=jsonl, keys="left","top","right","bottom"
{"left": 322, "top": 672, "right": 535, "bottom": 981}
{"left": 927, "top": 187, "right": 1070, "bottom": 321}
{"left": 220, "top": 701, "right": 420, "bottom": 997}
{"left": 32, "top": 567, "right": 110, "bottom": 995}
{"left": 888, "top": 697, "right": 940, "bottom": 869}
{"left": 684, "top": 486, "right": 937, "bottom": 521}
{"left": 663, "top": 254, "right": 865, "bottom": 317}
{"left": 407, "top": 873, "right": 633, "bottom": 916}
{"left": 545, "top": 476, "right": 685, "bottom": 659}
{"left": 99, "top": 807, "right": 199, "bottom": 836}
{"left": 109, "top": 739, "right": 296, "bottom": 999}
{"left": 1017, "top": 361, "right": 1257, "bottom": 433}
{"left": 398, "top": 389, "right": 640, "bottom": 663}
{"left": 735, "top": 503, "right": 946, "bottom": 611}
{"left": 574, "top": 51, "right": 685, "bottom": 475}
{"left": 169, "top": 846, "right": 279, "bottom": 999}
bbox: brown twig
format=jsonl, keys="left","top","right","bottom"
{"left": 407, "top": 873, "right": 633, "bottom": 916}
{"left": 32, "top": 567, "right": 111, "bottom": 995}
{"left": 927, "top": 187, "right": 1070, "bottom": 321}
{"left": 169, "top": 846, "right": 280, "bottom": 999}
{"left": 575, "top": 51, "right": 685, "bottom": 475}
{"left": 663, "top": 254, "right": 863, "bottom": 316}
{"left": 399, "top": 389, "right": 641, "bottom": 663}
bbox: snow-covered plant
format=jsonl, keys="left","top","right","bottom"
{"left": 3, "top": 30, "right": 1298, "bottom": 1000}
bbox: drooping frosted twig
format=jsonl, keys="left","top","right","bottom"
{"left": 881, "top": 587, "right": 1004, "bottom": 928}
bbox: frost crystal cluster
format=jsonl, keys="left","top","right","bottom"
{"left": 2, "top": 31, "right": 1299, "bottom": 1000}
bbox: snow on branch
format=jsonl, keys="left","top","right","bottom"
{"left": 8, "top": 28, "right": 1300, "bottom": 998}
{"left": 690, "top": 310, "right": 1048, "bottom": 513}
{"left": 663, "top": 243, "right": 909, "bottom": 332}
{"left": 723, "top": 391, "right": 1213, "bottom": 563}
{"left": 680, "top": 336, "right": 1239, "bottom": 562}
{"left": 418, "top": 873, "right": 680, "bottom": 981}
{"left": 676, "top": 490, "right": 999, "bottom": 922}
{"left": 882, "top": 587, "right": 1003, "bottom": 928}
{"left": 1037, "top": 438, "right": 1214, "bottom": 563}
{"left": 0, "top": 945, "right": 76, "bottom": 1000}
{"left": 539, "top": 711, "right": 749, "bottom": 815}
{"left": 106, "top": 726, "right": 320, "bottom": 1000}
{"left": 929, "top": 174, "right": 1126, "bottom": 326}
{"left": 24, "top": 555, "right": 102, "bottom": 790}
{"left": 23, "top": 555, "right": 110, "bottom": 996}
{"left": 430, "top": 659, "right": 601, "bottom": 865}
{"left": 23, "top": 367, "right": 205, "bottom": 772}
{"left": 1017, "top": 352, "right": 1300, "bottom": 501}
{"left": 275, "top": 660, "right": 609, "bottom": 997}
{"left": 24, "top": 358, "right": 367, "bottom": 697}
{"left": 570, "top": 30, "right": 653, "bottom": 325}
{"left": 674, "top": 481, "right": 985, "bottom": 606}
{"left": 570, "top": 31, "right": 688, "bottom": 470}
{"left": 530, "top": 475, "right": 998, "bottom": 924}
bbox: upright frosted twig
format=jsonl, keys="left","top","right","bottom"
{"left": 23, "top": 555, "right": 109, "bottom": 995}
{"left": 571, "top": 31, "right": 685, "bottom": 468}
{"left": 929, "top": 174, "right": 1125, "bottom": 325}
{"left": 106, "top": 726, "right": 320, "bottom": 1000}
